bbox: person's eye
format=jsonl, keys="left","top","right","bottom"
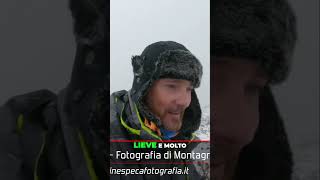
{"left": 166, "top": 84, "right": 177, "bottom": 89}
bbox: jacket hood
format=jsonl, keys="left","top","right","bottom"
{"left": 129, "top": 41, "right": 203, "bottom": 136}
{"left": 61, "top": 1, "right": 108, "bottom": 176}
{"left": 111, "top": 90, "right": 202, "bottom": 142}
{"left": 65, "top": 0, "right": 108, "bottom": 115}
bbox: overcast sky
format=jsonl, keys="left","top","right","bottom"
{"left": 110, "top": 0, "right": 210, "bottom": 108}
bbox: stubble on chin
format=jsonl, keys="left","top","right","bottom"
{"left": 162, "top": 111, "right": 184, "bottom": 131}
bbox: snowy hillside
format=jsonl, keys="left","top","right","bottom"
{"left": 195, "top": 105, "right": 210, "bottom": 140}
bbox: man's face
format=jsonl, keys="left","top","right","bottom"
{"left": 213, "top": 57, "right": 268, "bottom": 170}
{"left": 145, "top": 78, "right": 193, "bottom": 131}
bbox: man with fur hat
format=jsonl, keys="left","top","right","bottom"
{"left": 109, "top": 41, "right": 205, "bottom": 179}
{"left": 212, "top": 0, "right": 297, "bottom": 179}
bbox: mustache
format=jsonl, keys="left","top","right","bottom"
{"left": 167, "top": 106, "right": 185, "bottom": 114}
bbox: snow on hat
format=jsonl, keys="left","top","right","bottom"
{"left": 129, "top": 41, "right": 203, "bottom": 133}
{"left": 130, "top": 41, "right": 203, "bottom": 102}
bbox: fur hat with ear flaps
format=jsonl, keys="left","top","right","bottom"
{"left": 212, "top": 0, "right": 297, "bottom": 179}
{"left": 212, "top": 0, "right": 297, "bottom": 84}
{"left": 130, "top": 41, "right": 203, "bottom": 137}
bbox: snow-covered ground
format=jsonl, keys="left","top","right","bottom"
{"left": 193, "top": 105, "right": 210, "bottom": 179}
{"left": 195, "top": 105, "right": 210, "bottom": 140}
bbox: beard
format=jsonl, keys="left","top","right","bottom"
{"left": 161, "top": 110, "right": 184, "bottom": 131}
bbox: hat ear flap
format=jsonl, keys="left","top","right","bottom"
{"left": 180, "top": 90, "right": 202, "bottom": 134}
{"left": 234, "top": 87, "right": 293, "bottom": 180}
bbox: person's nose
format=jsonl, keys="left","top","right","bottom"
{"left": 175, "top": 89, "right": 191, "bottom": 108}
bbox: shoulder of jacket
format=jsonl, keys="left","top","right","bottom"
{"left": 110, "top": 90, "right": 128, "bottom": 119}
{"left": 110, "top": 90, "right": 128, "bottom": 103}
{"left": 0, "top": 89, "right": 59, "bottom": 179}
{"left": 5, "top": 89, "right": 56, "bottom": 113}
{"left": 1, "top": 89, "right": 58, "bottom": 133}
